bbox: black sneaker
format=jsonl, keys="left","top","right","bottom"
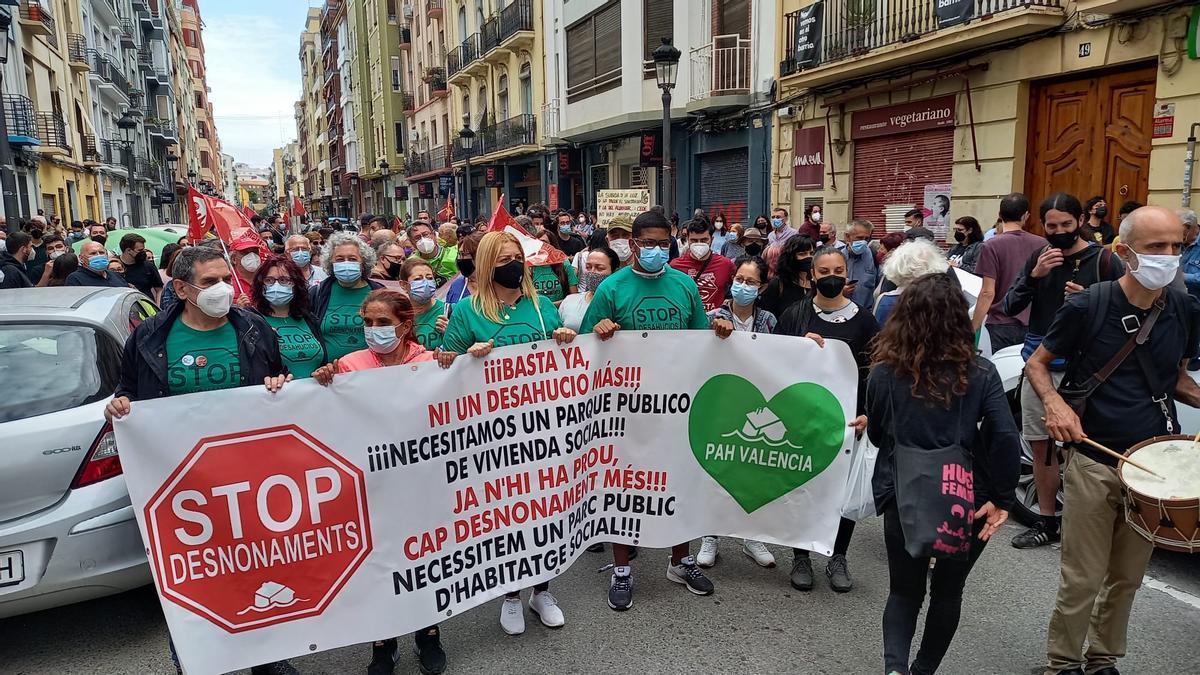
{"left": 250, "top": 661, "right": 300, "bottom": 675}
{"left": 367, "top": 639, "right": 399, "bottom": 675}
{"left": 586, "top": 542, "right": 605, "bottom": 553}
{"left": 413, "top": 627, "right": 446, "bottom": 675}
{"left": 666, "top": 556, "right": 714, "bottom": 596}
{"left": 790, "top": 553, "right": 814, "bottom": 591}
{"left": 608, "top": 572, "right": 633, "bottom": 611}
{"left": 1011, "top": 520, "right": 1060, "bottom": 549}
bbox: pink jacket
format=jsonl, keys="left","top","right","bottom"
{"left": 336, "top": 342, "right": 435, "bottom": 372}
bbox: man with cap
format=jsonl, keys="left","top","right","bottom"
{"left": 605, "top": 216, "right": 634, "bottom": 268}
{"left": 227, "top": 236, "right": 263, "bottom": 306}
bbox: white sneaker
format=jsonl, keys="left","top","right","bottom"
{"left": 742, "top": 540, "right": 776, "bottom": 568}
{"left": 697, "top": 536, "right": 719, "bottom": 568}
{"left": 500, "top": 596, "right": 525, "bottom": 635}
{"left": 528, "top": 590, "right": 565, "bottom": 628}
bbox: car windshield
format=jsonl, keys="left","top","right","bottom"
{"left": 0, "top": 324, "right": 112, "bottom": 423}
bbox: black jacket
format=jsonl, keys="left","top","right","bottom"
{"left": 115, "top": 303, "right": 285, "bottom": 401}
{"left": 1003, "top": 243, "right": 1123, "bottom": 336}
{"left": 0, "top": 251, "right": 32, "bottom": 289}
{"left": 311, "top": 276, "right": 384, "bottom": 320}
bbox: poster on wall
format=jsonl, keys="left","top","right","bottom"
{"left": 923, "top": 183, "right": 953, "bottom": 239}
{"left": 935, "top": 0, "right": 974, "bottom": 29}
{"left": 793, "top": 2, "right": 824, "bottom": 70}
{"left": 792, "top": 127, "right": 826, "bottom": 190}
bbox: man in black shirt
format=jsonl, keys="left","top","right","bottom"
{"left": 554, "top": 210, "right": 586, "bottom": 256}
{"left": 1029, "top": 206, "right": 1200, "bottom": 675}
{"left": 0, "top": 231, "right": 34, "bottom": 288}
{"left": 66, "top": 241, "right": 129, "bottom": 288}
{"left": 1004, "top": 193, "right": 1124, "bottom": 550}
{"left": 117, "top": 232, "right": 164, "bottom": 300}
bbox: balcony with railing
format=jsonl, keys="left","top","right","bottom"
{"left": 119, "top": 18, "right": 137, "bottom": 47}
{"left": 499, "top": 0, "right": 534, "bottom": 49}
{"left": 688, "top": 34, "right": 752, "bottom": 112}
{"left": 399, "top": 23, "right": 412, "bottom": 49}
{"left": 426, "top": 66, "right": 448, "bottom": 97}
{"left": 427, "top": 0, "right": 443, "bottom": 19}
{"left": 540, "top": 98, "right": 560, "bottom": 143}
{"left": 137, "top": 45, "right": 154, "bottom": 72}
{"left": 35, "top": 111, "right": 69, "bottom": 154}
{"left": 88, "top": 50, "right": 131, "bottom": 100}
{"left": 18, "top": 1, "right": 55, "bottom": 37}
{"left": 779, "top": 0, "right": 1065, "bottom": 87}
{"left": 81, "top": 133, "right": 100, "bottom": 163}
{"left": 452, "top": 113, "right": 537, "bottom": 161}
{"left": 458, "top": 33, "right": 484, "bottom": 76}
{"left": 401, "top": 92, "right": 415, "bottom": 114}
{"left": 481, "top": 15, "right": 501, "bottom": 56}
{"left": 67, "top": 34, "right": 90, "bottom": 71}
{"left": 406, "top": 145, "right": 451, "bottom": 178}
{"left": 98, "top": 139, "right": 127, "bottom": 167}
{"left": 447, "top": 46, "right": 463, "bottom": 79}
{"left": 5, "top": 95, "right": 39, "bottom": 146}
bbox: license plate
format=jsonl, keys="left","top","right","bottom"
{"left": 0, "top": 550, "right": 25, "bottom": 587}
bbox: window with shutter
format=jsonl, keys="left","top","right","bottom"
{"left": 718, "top": 0, "right": 749, "bottom": 38}
{"left": 566, "top": 1, "right": 623, "bottom": 103}
{"left": 643, "top": 0, "right": 673, "bottom": 78}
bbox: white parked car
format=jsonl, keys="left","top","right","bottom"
{"left": 0, "top": 287, "right": 156, "bottom": 618}
{"left": 990, "top": 344, "right": 1200, "bottom": 525}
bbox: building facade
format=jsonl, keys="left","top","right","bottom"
{"left": 298, "top": 8, "right": 326, "bottom": 217}
{"left": 772, "top": 0, "right": 1200, "bottom": 240}
{"left": 400, "top": 0, "right": 452, "bottom": 218}
{"left": 180, "top": 0, "right": 222, "bottom": 200}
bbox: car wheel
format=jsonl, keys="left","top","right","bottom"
{"left": 1013, "top": 436, "right": 1065, "bottom": 526}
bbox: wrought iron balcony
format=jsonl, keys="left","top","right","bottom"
{"left": 81, "top": 133, "right": 100, "bottom": 163}
{"left": 447, "top": 47, "right": 462, "bottom": 78}
{"left": 460, "top": 33, "right": 480, "bottom": 67}
{"left": 67, "top": 34, "right": 90, "bottom": 70}
{"left": 427, "top": 0, "right": 444, "bottom": 20}
{"left": 18, "top": 1, "right": 55, "bottom": 37}
{"left": 98, "top": 139, "right": 128, "bottom": 166}
{"left": 401, "top": 92, "right": 415, "bottom": 113}
{"left": 89, "top": 49, "right": 131, "bottom": 96}
{"left": 119, "top": 18, "right": 136, "bottom": 47}
{"left": 36, "top": 111, "right": 70, "bottom": 152}
{"left": 481, "top": 15, "right": 500, "bottom": 53}
{"left": 4, "top": 95, "right": 39, "bottom": 145}
{"left": 499, "top": 0, "right": 533, "bottom": 43}
{"left": 399, "top": 24, "right": 412, "bottom": 48}
{"left": 452, "top": 113, "right": 537, "bottom": 160}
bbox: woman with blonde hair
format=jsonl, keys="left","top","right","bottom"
{"left": 438, "top": 230, "right": 576, "bottom": 636}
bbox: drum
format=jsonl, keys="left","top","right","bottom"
{"left": 1119, "top": 435, "right": 1200, "bottom": 553}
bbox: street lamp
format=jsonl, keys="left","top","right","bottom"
{"left": 117, "top": 110, "right": 140, "bottom": 227}
{"left": 164, "top": 151, "right": 179, "bottom": 222}
{"left": 379, "top": 159, "right": 389, "bottom": 218}
{"left": 652, "top": 37, "right": 680, "bottom": 219}
{"left": 459, "top": 113, "right": 475, "bottom": 224}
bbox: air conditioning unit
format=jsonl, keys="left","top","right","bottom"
{"left": 778, "top": 105, "right": 796, "bottom": 119}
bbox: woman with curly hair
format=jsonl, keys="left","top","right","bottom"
{"left": 866, "top": 273, "right": 1020, "bottom": 675}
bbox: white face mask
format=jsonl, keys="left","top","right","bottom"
{"left": 49, "top": 249, "right": 66, "bottom": 260}
{"left": 189, "top": 281, "right": 234, "bottom": 318}
{"left": 239, "top": 252, "right": 261, "bottom": 273}
{"left": 1126, "top": 248, "right": 1180, "bottom": 291}
{"left": 416, "top": 238, "right": 437, "bottom": 255}
{"left": 811, "top": 212, "right": 822, "bottom": 223}
{"left": 689, "top": 242, "right": 711, "bottom": 260}
{"left": 609, "top": 238, "right": 632, "bottom": 261}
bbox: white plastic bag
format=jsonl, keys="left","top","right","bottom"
{"left": 840, "top": 436, "right": 879, "bottom": 522}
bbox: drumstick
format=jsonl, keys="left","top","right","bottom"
{"left": 1040, "top": 418, "right": 1163, "bottom": 478}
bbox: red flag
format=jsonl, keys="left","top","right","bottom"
{"left": 281, "top": 208, "right": 291, "bottom": 225}
{"left": 488, "top": 195, "right": 566, "bottom": 266}
{"left": 242, "top": 205, "right": 257, "bottom": 222}
{"left": 437, "top": 194, "right": 455, "bottom": 222}
{"left": 187, "top": 186, "right": 267, "bottom": 252}
{"left": 292, "top": 195, "right": 306, "bottom": 217}
{"left": 392, "top": 216, "right": 403, "bottom": 232}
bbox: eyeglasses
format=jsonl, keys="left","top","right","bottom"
{"left": 635, "top": 238, "right": 672, "bottom": 249}
{"left": 262, "top": 276, "right": 294, "bottom": 286}
{"left": 732, "top": 276, "right": 762, "bottom": 286}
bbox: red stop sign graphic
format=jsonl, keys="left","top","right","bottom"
{"left": 145, "top": 425, "right": 372, "bottom": 633}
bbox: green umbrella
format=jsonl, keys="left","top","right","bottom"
{"left": 72, "top": 227, "right": 185, "bottom": 259}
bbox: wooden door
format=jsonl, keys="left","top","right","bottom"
{"left": 1024, "top": 65, "right": 1156, "bottom": 233}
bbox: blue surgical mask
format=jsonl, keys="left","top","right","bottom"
{"left": 771, "top": 217, "right": 784, "bottom": 229}
{"left": 409, "top": 278, "right": 437, "bottom": 304}
{"left": 264, "top": 283, "right": 294, "bottom": 307}
{"left": 637, "top": 245, "right": 669, "bottom": 273}
{"left": 364, "top": 325, "right": 401, "bottom": 353}
{"left": 290, "top": 250, "right": 312, "bottom": 267}
{"left": 730, "top": 281, "right": 759, "bottom": 307}
{"left": 850, "top": 240, "right": 870, "bottom": 255}
{"left": 87, "top": 254, "right": 110, "bottom": 271}
{"left": 559, "top": 224, "right": 572, "bottom": 236}
{"left": 333, "top": 261, "right": 362, "bottom": 283}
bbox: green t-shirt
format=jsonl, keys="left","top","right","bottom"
{"left": 443, "top": 293, "right": 562, "bottom": 353}
{"left": 530, "top": 264, "right": 578, "bottom": 303}
{"left": 408, "top": 245, "right": 459, "bottom": 285}
{"left": 414, "top": 299, "right": 446, "bottom": 350}
{"left": 264, "top": 314, "right": 324, "bottom": 379}
{"left": 321, "top": 282, "right": 372, "bottom": 361}
{"left": 165, "top": 320, "right": 241, "bottom": 395}
{"left": 579, "top": 266, "right": 709, "bottom": 332}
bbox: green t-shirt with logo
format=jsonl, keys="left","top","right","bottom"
{"left": 531, "top": 264, "right": 578, "bottom": 303}
{"left": 264, "top": 314, "right": 324, "bottom": 379}
{"left": 320, "top": 282, "right": 372, "bottom": 361}
{"left": 165, "top": 320, "right": 241, "bottom": 395}
{"left": 414, "top": 299, "right": 446, "bottom": 350}
{"left": 579, "top": 266, "right": 709, "bottom": 332}
{"left": 408, "top": 244, "right": 459, "bottom": 285}
{"left": 442, "top": 293, "right": 562, "bottom": 353}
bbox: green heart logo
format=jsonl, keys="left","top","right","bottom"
{"left": 688, "top": 374, "right": 846, "bottom": 513}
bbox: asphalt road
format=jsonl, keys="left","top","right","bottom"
{"left": 2, "top": 517, "right": 1198, "bottom": 675}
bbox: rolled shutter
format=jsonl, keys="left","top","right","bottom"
{"left": 699, "top": 149, "right": 750, "bottom": 225}
{"left": 851, "top": 128, "right": 953, "bottom": 240}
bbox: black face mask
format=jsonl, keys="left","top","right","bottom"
{"left": 385, "top": 260, "right": 403, "bottom": 279}
{"left": 815, "top": 275, "right": 847, "bottom": 299}
{"left": 493, "top": 259, "right": 525, "bottom": 289}
{"left": 456, "top": 258, "right": 475, "bottom": 278}
{"left": 134, "top": 251, "right": 148, "bottom": 264}
{"left": 797, "top": 257, "right": 814, "bottom": 273}
{"left": 92, "top": 235, "right": 107, "bottom": 245}
{"left": 746, "top": 243, "right": 763, "bottom": 256}
{"left": 953, "top": 230, "right": 966, "bottom": 243}
{"left": 1094, "top": 206, "right": 1108, "bottom": 219}
{"left": 29, "top": 228, "right": 43, "bottom": 240}
{"left": 1047, "top": 230, "right": 1079, "bottom": 250}
{"left": 817, "top": 235, "right": 830, "bottom": 244}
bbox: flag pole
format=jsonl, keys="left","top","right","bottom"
{"left": 215, "top": 236, "right": 247, "bottom": 298}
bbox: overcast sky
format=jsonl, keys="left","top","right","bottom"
{"left": 202, "top": 0, "right": 313, "bottom": 167}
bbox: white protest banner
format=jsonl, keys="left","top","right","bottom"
{"left": 116, "top": 331, "right": 856, "bottom": 675}
{"left": 595, "top": 189, "right": 651, "bottom": 227}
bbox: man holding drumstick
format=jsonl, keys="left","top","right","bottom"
{"left": 1028, "top": 206, "right": 1200, "bottom": 675}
